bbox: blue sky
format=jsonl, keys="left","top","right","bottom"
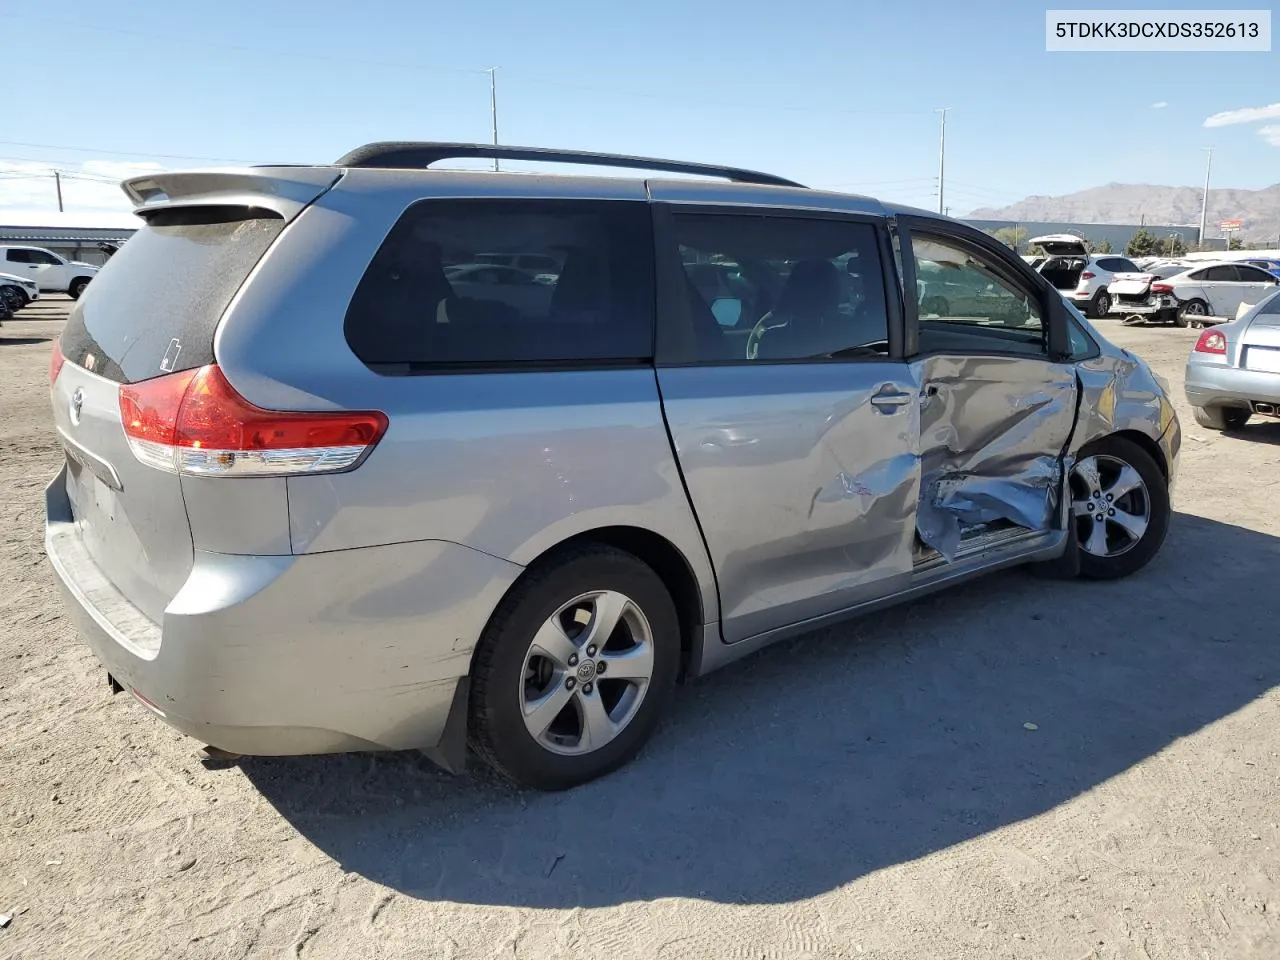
{"left": 0, "top": 0, "right": 1276, "bottom": 218}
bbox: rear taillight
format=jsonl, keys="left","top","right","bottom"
{"left": 49, "top": 337, "right": 65, "bottom": 384}
{"left": 1151, "top": 282, "right": 1173, "bottom": 294}
{"left": 118, "top": 365, "right": 388, "bottom": 477}
{"left": 1080, "top": 271, "right": 1096, "bottom": 281}
{"left": 1194, "top": 330, "right": 1227, "bottom": 355}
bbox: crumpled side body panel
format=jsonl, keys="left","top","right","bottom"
{"left": 911, "top": 355, "right": 1080, "bottom": 561}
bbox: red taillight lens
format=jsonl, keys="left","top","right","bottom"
{"left": 1081, "top": 271, "right": 1096, "bottom": 280}
{"left": 49, "top": 337, "right": 66, "bottom": 384}
{"left": 1194, "top": 330, "right": 1227, "bottom": 355}
{"left": 1151, "top": 282, "right": 1173, "bottom": 294}
{"left": 119, "top": 365, "right": 388, "bottom": 476}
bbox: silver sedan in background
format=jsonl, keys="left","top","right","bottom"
{"left": 1185, "top": 289, "right": 1280, "bottom": 429}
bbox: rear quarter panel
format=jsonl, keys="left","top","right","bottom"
{"left": 210, "top": 172, "right": 720, "bottom": 624}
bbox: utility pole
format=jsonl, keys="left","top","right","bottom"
{"left": 1198, "top": 147, "right": 1213, "bottom": 249}
{"left": 487, "top": 68, "right": 500, "bottom": 171}
{"left": 936, "top": 108, "right": 948, "bottom": 215}
{"left": 53, "top": 170, "right": 63, "bottom": 213}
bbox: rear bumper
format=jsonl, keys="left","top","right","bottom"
{"left": 1184, "top": 361, "right": 1280, "bottom": 408}
{"left": 45, "top": 466, "right": 522, "bottom": 756}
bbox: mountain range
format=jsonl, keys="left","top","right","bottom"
{"left": 969, "top": 183, "right": 1280, "bottom": 242}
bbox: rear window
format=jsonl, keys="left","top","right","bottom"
{"left": 59, "top": 207, "right": 284, "bottom": 384}
{"left": 343, "top": 199, "right": 655, "bottom": 370}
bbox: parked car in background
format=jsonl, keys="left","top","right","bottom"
{"left": 0, "top": 271, "right": 39, "bottom": 311}
{"left": 45, "top": 142, "right": 1179, "bottom": 790}
{"left": 1185, "top": 288, "right": 1280, "bottom": 429}
{"left": 1147, "top": 261, "right": 1280, "bottom": 327}
{"left": 0, "top": 245, "right": 98, "bottom": 298}
{"left": 1028, "top": 234, "right": 1143, "bottom": 318}
{"left": 1242, "top": 257, "right": 1280, "bottom": 278}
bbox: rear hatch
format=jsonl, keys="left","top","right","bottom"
{"left": 50, "top": 169, "right": 337, "bottom": 622}
{"left": 1028, "top": 234, "right": 1089, "bottom": 257}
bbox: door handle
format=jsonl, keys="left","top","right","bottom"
{"left": 870, "top": 387, "right": 913, "bottom": 412}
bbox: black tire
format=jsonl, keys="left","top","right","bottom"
{"left": 468, "top": 544, "right": 680, "bottom": 790}
{"left": 1192, "top": 405, "right": 1250, "bottom": 431}
{"left": 68, "top": 277, "right": 90, "bottom": 300}
{"left": 0, "top": 287, "right": 21, "bottom": 312}
{"left": 1087, "top": 290, "right": 1112, "bottom": 319}
{"left": 1072, "top": 436, "right": 1170, "bottom": 580}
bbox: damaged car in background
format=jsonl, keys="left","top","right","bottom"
{"left": 1116, "top": 261, "right": 1280, "bottom": 328}
{"left": 45, "top": 143, "right": 1179, "bottom": 790}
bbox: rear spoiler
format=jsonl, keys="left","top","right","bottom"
{"left": 121, "top": 167, "right": 342, "bottom": 221}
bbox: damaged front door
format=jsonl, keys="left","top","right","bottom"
{"left": 654, "top": 207, "right": 920, "bottom": 644}
{"left": 904, "top": 226, "right": 1079, "bottom": 563}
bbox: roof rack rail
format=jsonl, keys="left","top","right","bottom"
{"left": 334, "top": 141, "right": 805, "bottom": 189}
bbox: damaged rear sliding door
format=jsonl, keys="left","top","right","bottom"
{"left": 901, "top": 222, "right": 1080, "bottom": 564}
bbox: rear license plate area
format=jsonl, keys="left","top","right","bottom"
{"left": 1245, "top": 347, "right": 1280, "bottom": 374}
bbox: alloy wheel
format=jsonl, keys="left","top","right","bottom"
{"left": 1070, "top": 454, "right": 1151, "bottom": 558}
{"left": 519, "top": 590, "right": 655, "bottom": 756}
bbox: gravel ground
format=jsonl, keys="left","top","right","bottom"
{"left": 1, "top": 298, "right": 1278, "bottom": 960}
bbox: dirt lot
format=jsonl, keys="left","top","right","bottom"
{"left": 2, "top": 297, "right": 1278, "bottom": 960}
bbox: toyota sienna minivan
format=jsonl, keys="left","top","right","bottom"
{"left": 46, "top": 142, "right": 1179, "bottom": 789}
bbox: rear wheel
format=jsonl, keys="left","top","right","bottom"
{"left": 1069, "top": 436, "right": 1170, "bottom": 580}
{"left": 1087, "top": 290, "right": 1112, "bottom": 319}
{"left": 1180, "top": 299, "right": 1209, "bottom": 328}
{"left": 1192, "top": 405, "right": 1250, "bottom": 431}
{"left": 468, "top": 545, "right": 680, "bottom": 790}
{"left": 68, "top": 277, "right": 90, "bottom": 300}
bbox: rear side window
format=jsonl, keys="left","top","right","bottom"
{"left": 1098, "top": 257, "right": 1138, "bottom": 272}
{"left": 1199, "top": 265, "right": 1239, "bottom": 282}
{"left": 59, "top": 207, "right": 284, "bottom": 384}
{"left": 344, "top": 199, "right": 655, "bottom": 370}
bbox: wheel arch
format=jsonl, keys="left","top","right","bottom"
{"left": 1109, "top": 428, "right": 1169, "bottom": 482}
{"left": 480, "top": 525, "right": 708, "bottom": 681}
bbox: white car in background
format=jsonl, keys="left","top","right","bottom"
{"left": 1120, "top": 261, "right": 1280, "bottom": 328}
{"left": 0, "top": 271, "right": 40, "bottom": 310}
{"left": 0, "top": 245, "right": 99, "bottom": 298}
{"left": 1028, "top": 234, "right": 1144, "bottom": 318}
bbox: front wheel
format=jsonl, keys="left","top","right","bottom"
{"left": 1069, "top": 436, "right": 1170, "bottom": 580}
{"left": 68, "top": 277, "right": 90, "bottom": 300}
{"left": 468, "top": 545, "right": 680, "bottom": 790}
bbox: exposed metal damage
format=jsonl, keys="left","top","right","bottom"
{"left": 911, "top": 356, "right": 1080, "bottom": 562}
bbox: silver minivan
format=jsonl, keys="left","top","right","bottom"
{"left": 46, "top": 143, "right": 1180, "bottom": 790}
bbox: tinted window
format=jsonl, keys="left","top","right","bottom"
{"left": 664, "top": 214, "right": 889, "bottom": 363}
{"left": 1262, "top": 293, "right": 1280, "bottom": 315}
{"left": 344, "top": 199, "right": 654, "bottom": 369}
{"left": 5, "top": 249, "right": 32, "bottom": 263}
{"left": 911, "top": 234, "right": 1045, "bottom": 355}
{"left": 1098, "top": 257, "right": 1138, "bottom": 272}
{"left": 59, "top": 208, "right": 284, "bottom": 384}
{"left": 1236, "top": 265, "right": 1276, "bottom": 283}
{"left": 1200, "top": 265, "right": 1239, "bottom": 282}
{"left": 26, "top": 248, "right": 62, "bottom": 265}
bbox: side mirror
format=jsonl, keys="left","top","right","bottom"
{"left": 711, "top": 297, "right": 743, "bottom": 327}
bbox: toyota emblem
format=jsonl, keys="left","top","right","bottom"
{"left": 69, "top": 387, "right": 84, "bottom": 425}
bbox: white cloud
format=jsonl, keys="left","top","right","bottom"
{"left": 1260, "top": 125, "right": 1280, "bottom": 148}
{"left": 1203, "top": 102, "right": 1280, "bottom": 127}
{"left": 1151, "top": 101, "right": 1168, "bottom": 109}
{"left": 0, "top": 160, "right": 163, "bottom": 214}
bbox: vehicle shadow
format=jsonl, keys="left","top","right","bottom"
{"left": 1225, "top": 420, "right": 1280, "bottom": 445}
{"left": 242, "top": 512, "right": 1280, "bottom": 907}
{"left": 0, "top": 336, "right": 54, "bottom": 346}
